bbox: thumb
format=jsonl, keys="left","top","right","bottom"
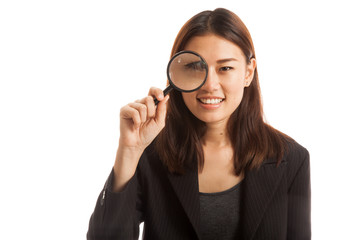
{"left": 155, "top": 95, "right": 169, "bottom": 127}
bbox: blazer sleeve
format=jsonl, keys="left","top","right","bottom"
{"left": 87, "top": 168, "right": 144, "bottom": 240}
{"left": 287, "top": 147, "right": 311, "bottom": 240}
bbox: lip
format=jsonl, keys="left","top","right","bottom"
{"left": 197, "top": 96, "right": 225, "bottom": 110}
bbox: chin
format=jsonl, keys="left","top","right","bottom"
{"left": 195, "top": 114, "right": 229, "bottom": 125}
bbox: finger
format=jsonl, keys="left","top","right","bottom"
{"left": 128, "top": 102, "right": 147, "bottom": 123}
{"left": 148, "top": 87, "right": 164, "bottom": 101}
{"left": 155, "top": 95, "right": 169, "bottom": 126}
{"left": 120, "top": 105, "right": 142, "bottom": 129}
{"left": 143, "top": 96, "right": 156, "bottom": 118}
{"left": 135, "top": 96, "right": 156, "bottom": 119}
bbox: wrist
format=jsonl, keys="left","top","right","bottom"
{"left": 112, "top": 143, "right": 144, "bottom": 192}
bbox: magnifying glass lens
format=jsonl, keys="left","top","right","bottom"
{"left": 168, "top": 52, "right": 207, "bottom": 92}
{"left": 154, "top": 51, "right": 208, "bottom": 105}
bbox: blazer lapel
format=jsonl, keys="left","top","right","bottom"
{"left": 240, "top": 159, "right": 287, "bottom": 239}
{"left": 167, "top": 163, "right": 201, "bottom": 239}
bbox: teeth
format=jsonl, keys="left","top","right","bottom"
{"left": 199, "top": 98, "right": 223, "bottom": 104}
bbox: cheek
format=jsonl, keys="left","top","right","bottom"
{"left": 181, "top": 92, "right": 197, "bottom": 108}
{"left": 227, "top": 87, "right": 244, "bottom": 107}
{"left": 223, "top": 80, "right": 245, "bottom": 103}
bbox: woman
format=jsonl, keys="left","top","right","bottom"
{"left": 87, "top": 8, "right": 311, "bottom": 240}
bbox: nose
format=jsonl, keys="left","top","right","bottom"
{"left": 201, "top": 67, "right": 220, "bottom": 92}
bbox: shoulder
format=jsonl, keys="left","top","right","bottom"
{"left": 261, "top": 134, "right": 309, "bottom": 168}
{"left": 283, "top": 138, "right": 309, "bottom": 167}
{"left": 281, "top": 138, "right": 310, "bottom": 186}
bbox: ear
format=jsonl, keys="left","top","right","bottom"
{"left": 244, "top": 58, "right": 257, "bottom": 87}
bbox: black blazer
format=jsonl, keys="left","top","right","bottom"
{"left": 87, "top": 140, "right": 311, "bottom": 240}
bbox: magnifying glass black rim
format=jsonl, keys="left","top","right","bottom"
{"left": 166, "top": 50, "right": 208, "bottom": 93}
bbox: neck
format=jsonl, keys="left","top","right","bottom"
{"left": 202, "top": 120, "right": 231, "bottom": 147}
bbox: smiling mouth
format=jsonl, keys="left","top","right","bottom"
{"left": 198, "top": 98, "right": 225, "bottom": 104}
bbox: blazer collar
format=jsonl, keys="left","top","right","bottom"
{"left": 167, "top": 159, "right": 287, "bottom": 240}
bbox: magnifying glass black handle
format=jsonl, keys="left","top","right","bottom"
{"left": 154, "top": 85, "right": 173, "bottom": 105}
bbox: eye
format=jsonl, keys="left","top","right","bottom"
{"left": 219, "top": 66, "right": 233, "bottom": 72}
{"left": 184, "top": 61, "right": 206, "bottom": 72}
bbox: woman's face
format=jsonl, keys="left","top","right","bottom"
{"left": 182, "top": 34, "right": 256, "bottom": 125}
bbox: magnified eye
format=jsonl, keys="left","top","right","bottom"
{"left": 184, "top": 61, "right": 206, "bottom": 71}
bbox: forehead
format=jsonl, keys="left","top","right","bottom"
{"left": 183, "top": 34, "right": 246, "bottom": 64}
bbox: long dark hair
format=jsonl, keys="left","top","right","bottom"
{"left": 156, "top": 8, "right": 290, "bottom": 174}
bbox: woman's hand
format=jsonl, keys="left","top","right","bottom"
{"left": 113, "top": 87, "right": 169, "bottom": 192}
{"left": 119, "top": 87, "right": 168, "bottom": 152}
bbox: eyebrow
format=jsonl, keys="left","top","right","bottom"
{"left": 216, "top": 58, "right": 238, "bottom": 64}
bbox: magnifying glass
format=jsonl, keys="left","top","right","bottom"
{"left": 154, "top": 50, "right": 208, "bottom": 104}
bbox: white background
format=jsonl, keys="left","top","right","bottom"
{"left": 1, "top": 0, "right": 359, "bottom": 239}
